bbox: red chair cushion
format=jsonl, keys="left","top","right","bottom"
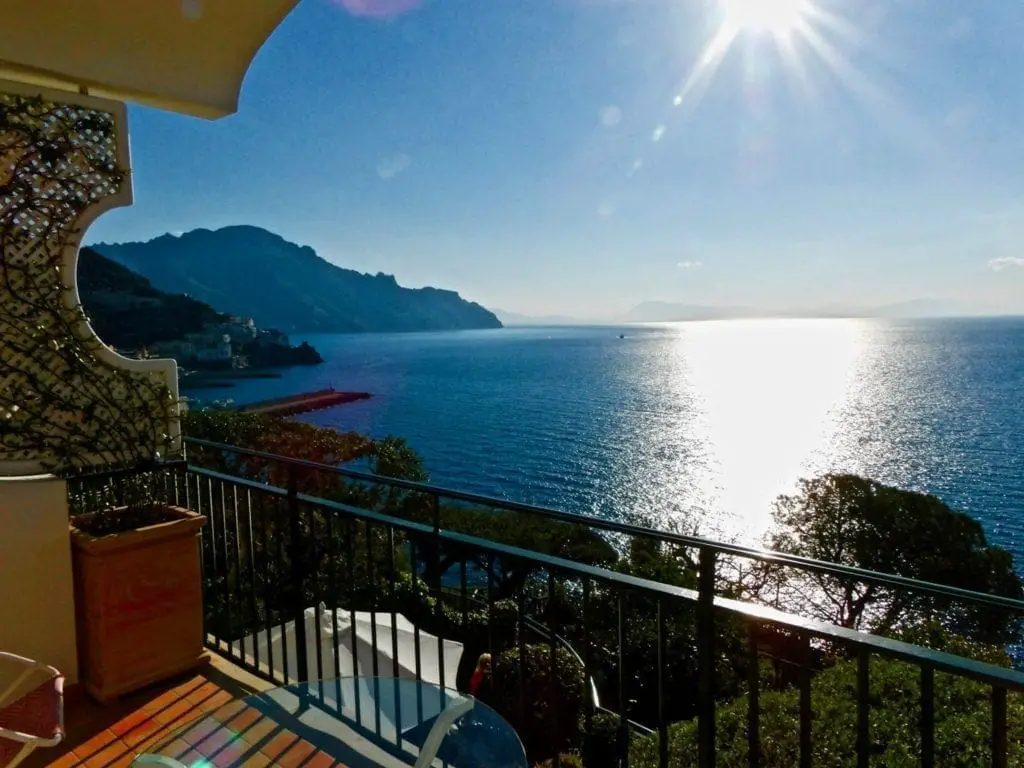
{"left": 0, "top": 676, "right": 63, "bottom": 766}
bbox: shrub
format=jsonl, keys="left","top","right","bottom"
{"left": 534, "top": 753, "right": 585, "bottom": 768}
{"left": 492, "top": 644, "right": 587, "bottom": 761}
{"left": 629, "top": 651, "right": 1024, "bottom": 767}
{"left": 579, "top": 711, "right": 623, "bottom": 768}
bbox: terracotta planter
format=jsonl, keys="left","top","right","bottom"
{"left": 70, "top": 505, "right": 209, "bottom": 702}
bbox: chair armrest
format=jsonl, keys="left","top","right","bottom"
{"left": 413, "top": 695, "right": 474, "bottom": 768}
{"left": 0, "top": 653, "right": 42, "bottom": 668}
{"left": 0, "top": 654, "right": 59, "bottom": 710}
{"left": 0, "top": 725, "right": 62, "bottom": 748}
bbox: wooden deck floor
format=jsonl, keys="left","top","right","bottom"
{"left": 22, "top": 656, "right": 348, "bottom": 767}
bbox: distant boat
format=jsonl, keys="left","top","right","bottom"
{"left": 618, "top": 333, "right": 626, "bottom": 339}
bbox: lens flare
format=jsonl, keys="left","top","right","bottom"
{"left": 332, "top": 0, "right": 424, "bottom": 19}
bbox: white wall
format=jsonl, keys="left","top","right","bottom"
{"left": 0, "top": 476, "right": 78, "bottom": 684}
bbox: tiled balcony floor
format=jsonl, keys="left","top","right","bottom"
{"left": 21, "top": 656, "right": 348, "bottom": 767}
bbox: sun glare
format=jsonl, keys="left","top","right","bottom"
{"left": 632, "top": 0, "right": 917, "bottom": 185}
{"left": 664, "top": 0, "right": 860, "bottom": 117}
{"left": 720, "top": 0, "right": 809, "bottom": 37}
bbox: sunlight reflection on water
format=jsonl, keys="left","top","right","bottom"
{"left": 214, "top": 318, "right": 1023, "bottom": 560}
{"left": 615, "top": 319, "right": 867, "bottom": 542}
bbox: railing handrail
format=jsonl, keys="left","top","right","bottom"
{"left": 185, "top": 437, "right": 1024, "bottom": 614}
{"left": 187, "top": 463, "right": 1024, "bottom": 692}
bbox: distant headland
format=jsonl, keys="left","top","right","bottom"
{"left": 89, "top": 225, "right": 502, "bottom": 334}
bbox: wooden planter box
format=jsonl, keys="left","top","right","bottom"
{"left": 70, "top": 505, "right": 209, "bottom": 702}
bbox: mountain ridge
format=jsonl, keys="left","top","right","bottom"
{"left": 492, "top": 298, "right": 1011, "bottom": 326}
{"left": 92, "top": 226, "right": 503, "bottom": 334}
{"left": 77, "top": 246, "right": 228, "bottom": 349}
{"left": 621, "top": 298, "right": 1001, "bottom": 323}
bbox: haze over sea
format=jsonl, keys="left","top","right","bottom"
{"left": 191, "top": 317, "right": 1024, "bottom": 571}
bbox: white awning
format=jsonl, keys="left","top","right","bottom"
{"left": 0, "top": 0, "right": 300, "bottom": 118}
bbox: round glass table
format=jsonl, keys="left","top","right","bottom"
{"left": 134, "top": 676, "right": 527, "bottom": 768}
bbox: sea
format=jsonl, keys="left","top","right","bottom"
{"left": 186, "top": 317, "right": 1024, "bottom": 572}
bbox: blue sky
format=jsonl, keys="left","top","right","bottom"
{"left": 86, "top": 0, "right": 1024, "bottom": 317}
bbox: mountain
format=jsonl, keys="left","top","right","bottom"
{"left": 622, "top": 298, "right": 997, "bottom": 323}
{"left": 77, "top": 246, "right": 228, "bottom": 349}
{"left": 92, "top": 226, "right": 503, "bottom": 334}
{"left": 622, "top": 301, "right": 766, "bottom": 323}
{"left": 870, "top": 299, "right": 988, "bottom": 318}
{"left": 493, "top": 309, "right": 596, "bottom": 326}
{"left": 78, "top": 247, "right": 324, "bottom": 367}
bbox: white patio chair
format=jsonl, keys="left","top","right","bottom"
{"left": 0, "top": 652, "right": 64, "bottom": 768}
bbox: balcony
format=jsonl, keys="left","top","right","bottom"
{"left": 2, "top": 7, "right": 1023, "bottom": 768}
{"left": 17, "top": 441, "right": 1019, "bottom": 767}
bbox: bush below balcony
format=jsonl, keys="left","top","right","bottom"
{"left": 629, "top": 645, "right": 1024, "bottom": 768}
{"left": 491, "top": 644, "right": 588, "bottom": 762}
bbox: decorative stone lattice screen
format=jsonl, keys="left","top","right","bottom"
{"left": 0, "top": 81, "right": 180, "bottom": 476}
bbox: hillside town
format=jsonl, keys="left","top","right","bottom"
{"left": 142, "top": 315, "right": 322, "bottom": 370}
{"left": 145, "top": 316, "right": 279, "bottom": 366}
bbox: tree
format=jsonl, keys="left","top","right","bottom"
{"left": 411, "top": 506, "right": 618, "bottom": 600}
{"left": 183, "top": 409, "right": 428, "bottom": 502}
{"left": 182, "top": 410, "right": 617, "bottom": 650}
{"left": 183, "top": 410, "right": 421, "bottom": 638}
{"left": 762, "top": 474, "right": 1023, "bottom": 644}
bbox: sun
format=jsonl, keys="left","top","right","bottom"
{"left": 720, "top": 0, "right": 810, "bottom": 37}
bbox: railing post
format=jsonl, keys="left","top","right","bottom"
{"left": 747, "top": 624, "right": 760, "bottom": 768}
{"left": 799, "top": 635, "right": 812, "bottom": 768}
{"left": 992, "top": 686, "right": 1007, "bottom": 768}
{"left": 856, "top": 650, "right": 869, "bottom": 768}
{"left": 287, "top": 465, "right": 309, "bottom": 682}
{"left": 698, "top": 546, "right": 717, "bottom": 768}
{"left": 431, "top": 493, "right": 445, "bottom": 701}
{"left": 921, "top": 666, "right": 934, "bottom": 768}
{"left": 658, "top": 599, "right": 669, "bottom": 768}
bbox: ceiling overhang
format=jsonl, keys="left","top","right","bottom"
{"left": 0, "top": 0, "right": 301, "bottom": 118}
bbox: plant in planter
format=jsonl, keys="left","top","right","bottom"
{"left": 68, "top": 469, "right": 207, "bottom": 702}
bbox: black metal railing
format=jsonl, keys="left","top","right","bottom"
{"left": 184, "top": 437, "right": 1024, "bottom": 618}
{"left": 68, "top": 450, "right": 1024, "bottom": 767}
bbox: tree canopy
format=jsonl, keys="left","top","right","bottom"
{"left": 761, "top": 474, "right": 1023, "bottom": 644}
{"left": 183, "top": 409, "right": 617, "bottom": 598}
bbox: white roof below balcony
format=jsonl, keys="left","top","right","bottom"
{"left": 0, "top": 0, "right": 300, "bottom": 118}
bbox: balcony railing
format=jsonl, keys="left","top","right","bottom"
{"left": 67, "top": 443, "right": 1024, "bottom": 767}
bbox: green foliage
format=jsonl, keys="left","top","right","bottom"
{"left": 183, "top": 411, "right": 421, "bottom": 639}
{"left": 579, "top": 712, "right": 622, "bottom": 768}
{"left": 534, "top": 753, "right": 585, "bottom": 768}
{"left": 630, "top": 637, "right": 1024, "bottom": 768}
{"left": 371, "top": 435, "right": 429, "bottom": 481}
{"left": 184, "top": 409, "right": 370, "bottom": 466}
{"left": 182, "top": 412, "right": 1022, "bottom": 768}
{"left": 585, "top": 537, "right": 747, "bottom": 727}
{"left": 492, "top": 644, "right": 587, "bottom": 762}
{"left": 183, "top": 410, "right": 428, "bottom": 507}
{"left": 419, "top": 505, "right": 619, "bottom": 600}
{"left": 763, "top": 474, "right": 1023, "bottom": 644}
